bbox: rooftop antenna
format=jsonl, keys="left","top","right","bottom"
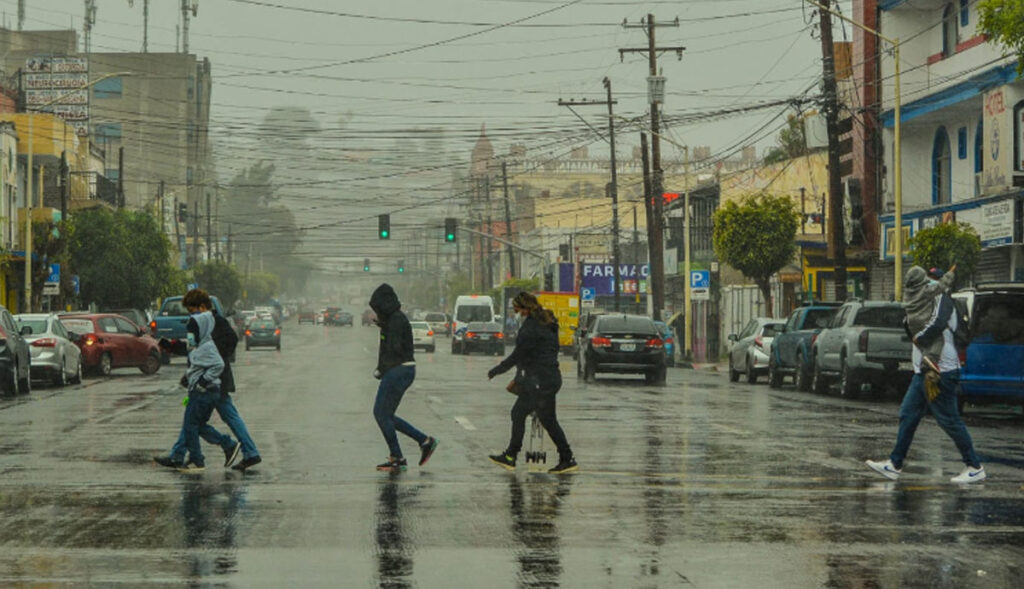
{"left": 83, "top": 0, "right": 97, "bottom": 53}
{"left": 128, "top": 0, "right": 149, "bottom": 52}
{"left": 17, "top": 0, "right": 24, "bottom": 30}
{"left": 180, "top": 0, "right": 198, "bottom": 54}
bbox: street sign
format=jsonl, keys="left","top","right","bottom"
{"left": 690, "top": 270, "right": 710, "bottom": 289}
{"left": 187, "top": 283, "right": 198, "bottom": 291}
{"left": 692, "top": 287, "right": 710, "bottom": 301}
{"left": 72, "top": 275, "right": 80, "bottom": 296}
{"left": 582, "top": 299, "right": 595, "bottom": 308}
{"left": 581, "top": 287, "right": 596, "bottom": 302}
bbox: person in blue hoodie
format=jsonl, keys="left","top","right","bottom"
{"left": 173, "top": 290, "right": 225, "bottom": 471}
{"left": 369, "top": 283, "right": 438, "bottom": 472}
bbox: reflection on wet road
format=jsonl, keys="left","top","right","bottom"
{"left": 1, "top": 322, "right": 1023, "bottom": 587}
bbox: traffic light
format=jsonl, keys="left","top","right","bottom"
{"left": 363, "top": 258, "right": 370, "bottom": 272}
{"left": 397, "top": 260, "right": 405, "bottom": 273}
{"left": 178, "top": 203, "right": 187, "bottom": 223}
{"left": 444, "top": 217, "right": 457, "bottom": 242}
{"left": 378, "top": 214, "right": 390, "bottom": 239}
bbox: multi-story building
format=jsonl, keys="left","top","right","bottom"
{"left": 870, "top": 0, "right": 1024, "bottom": 286}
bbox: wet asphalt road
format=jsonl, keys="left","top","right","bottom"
{"left": 2, "top": 321, "right": 1024, "bottom": 588}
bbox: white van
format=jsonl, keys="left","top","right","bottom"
{"left": 451, "top": 295, "right": 495, "bottom": 353}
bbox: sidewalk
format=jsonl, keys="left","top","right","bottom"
{"left": 673, "top": 360, "right": 723, "bottom": 372}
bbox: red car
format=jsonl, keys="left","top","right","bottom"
{"left": 59, "top": 313, "right": 162, "bottom": 377}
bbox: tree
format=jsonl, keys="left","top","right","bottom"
{"left": 713, "top": 193, "right": 800, "bottom": 317}
{"left": 192, "top": 261, "right": 242, "bottom": 310}
{"left": 68, "top": 208, "right": 180, "bottom": 310}
{"left": 909, "top": 222, "right": 981, "bottom": 288}
{"left": 762, "top": 114, "right": 808, "bottom": 165}
{"left": 243, "top": 272, "right": 280, "bottom": 306}
{"left": 979, "top": 0, "right": 1024, "bottom": 74}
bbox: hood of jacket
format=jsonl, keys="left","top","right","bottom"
{"left": 193, "top": 310, "right": 216, "bottom": 343}
{"left": 369, "top": 283, "right": 401, "bottom": 319}
{"left": 902, "top": 265, "right": 931, "bottom": 305}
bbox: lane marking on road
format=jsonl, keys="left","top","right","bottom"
{"left": 709, "top": 422, "right": 750, "bottom": 436}
{"left": 454, "top": 416, "right": 476, "bottom": 431}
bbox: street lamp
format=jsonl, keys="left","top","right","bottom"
{"left": 803, "top": 0, "right": 903, "bottom": 298}
{"left": 23, "top": 71, "right": 131, "bottom": 311}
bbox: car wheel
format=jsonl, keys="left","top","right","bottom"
{"left": 794, "top": 353, "right": 810, "bottom": 392}
{"left": 451, "top": 340, "right": 458, "bottom": 354}
{"left": 160, "top": 351, "right": 172, "bottom": 365}
{"left": 53, "top": 359, "right": 68, "bottom": 387}
{"left": 728, "top": 357, "right": 740, "bottom": 382}
{"left": 140, "top": 351, "right": 161, "bottom": 375}
{"left": 583, "top": 359, "right": 596, "bottom": 383}
{"left": 2, "top": 363, "right": 18, "bottom": 396}
{"left": 97, "top": 353, "right": 113, "bottom": 377}
{"left": 839, "top": 359, "right": 859, "bottom": 398}
{"left": 246, "top": 344, "right": 251, "bottom": 351}
{"left": 745, "top": 354, "right": 758, "bottom": 384}
{"left": 812, "top": 360, "right": 829, "bottom": 395}
{"left": 646, "top": 366, "right": 667, "bottom": 385}
{"left": 768, "top": 359, "right": 783, "bottom": 389}
{"left": 666, "top": 356, "right": 675, "bottom": 368}
{"left": 276, "top": 343, "right": 281, "bottom": 351}
{"left": 70, "top": 358, "right": 83, "bottom": 385}
{"left": 427, "top": 346, "right": 435, "bottom": 353}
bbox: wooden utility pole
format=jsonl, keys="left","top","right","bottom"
{"left": 193, "top": 201, "right": 199, "bottom": 266}
{"left": 621, "top": 14, "right": 684, "bottom": 320}
{"left": 501, "top": 162, "right": 516, "bottom": 279}
{"left": 558, "top": 81, "right": 623, "bottom": 310}
{"left": 817, "top": 1, "right": 848, "bottom": 301}
{"left": 206, "top": 192, "right": 212, "bottom": 262}
{"left": 640, "top": 131, "right": 654, "bottom": 314}
{"left": 117, "top": 146, "right": 124, "bottom": 208}
{"left": 174, "top": 196, "right": 181, "bottom": 265}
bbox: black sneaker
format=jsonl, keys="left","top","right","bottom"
{"left": 223, "top": 442, "right": 241, "bottom": 468}
{"left": 488, "top": 453, "right": 516, "bottom": 471}
{"left": 548, "top": 458, "right": 578, "bottom": 474}
{"left": 419, "top": 437, "right": 439, "bottom": 466}
{"left": 153, "top": 455, "right": 184, "bottom": 469}
{"left": 377, "top": 457, "right": 408, "bottom": 472}
{"left": 178, "top": 459, "right": 206, "bottom": 473}
{"left": 231, "top": 455, "right": 262, "bottom": 472}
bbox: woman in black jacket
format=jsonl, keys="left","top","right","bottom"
{"left": 487, "top": 292, "right": 577, "bottom": 473}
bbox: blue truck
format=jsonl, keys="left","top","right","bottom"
{"left": 768, "top": 303, "right": 841, "bottom": 390}
{"left": 149, "top": 295, "right": 226, "bottom": 363}
{"left": 956, "top": 283, "right": 1024, "bottom": 413}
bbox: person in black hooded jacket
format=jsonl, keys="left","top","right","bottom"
{"left": 487, "top": 291, "right": 577, "bottom": 474}
{"left": 369, "top": 283, "right": 438, "bottom": 472}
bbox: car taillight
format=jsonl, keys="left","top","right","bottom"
{"left": 466, "top": 331, "right": 476, "bottom": 339}
{"left": 591, "top": 336, "right": 612, "bottom": 348}
{"left": 427, "top": 330, "right": 434, "bottom": 336}
{"left": 149, "top": 320, "right": 157, "bottom": 331}
{"left": 83, "top": 333, "right": 98, "bottom": 346}
{"left": 245, "top": 330, "right": 252, "bottom": 336}
{"left": 495, "top": 332, "right": 504, "bottom": 339}
{"left": 646, "top": 337, "right": 664, "bottom": 349}
{"left": 31, "top": 338, "right": 57, "bottom": 348}
{"left": 274, "top": 329, "right": 281, "bottom": 335}
{"left": 858, "top": 331, "right": 869, "bottom": 354}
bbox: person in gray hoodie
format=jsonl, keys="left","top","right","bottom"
{"left": 903, "top": 264, "right": 956, "bottom": 369}
{"left": 177, "top": 301, "right": 225, "bottom": 471}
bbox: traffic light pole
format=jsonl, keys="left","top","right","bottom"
{"left": 456, "top": 226, "right": 547, "bottom": 262}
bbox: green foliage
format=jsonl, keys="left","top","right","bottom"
{"left": 243, "top": 272, "right": 280, "bottom": 305}
{"left": 713, "top": 193, "right": 799, "bottom": 316}
{"left": 762, "top": 114, "right": 808, "bottom": 165}
{"left": 909, "top": 223, "right": 982, "bottom": 287}
{"left": 979, "top": 0, "right": 1024, "bottom": 75}
{"left": 68, "top": 208, "right": 179, "bottom": 310}
{"left": 192, "top": 261, "right": 243, "bottom": 310}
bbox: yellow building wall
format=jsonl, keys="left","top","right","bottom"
{"left": 719, "top": 152, "right": 829, "bottom": 237}
{"left": 0, "top": 113, "right": 89, "bottom": 198}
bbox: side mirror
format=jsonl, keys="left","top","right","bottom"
{"left": 68, "top": 332, "right": 80, "bottom": 342}
{"left": 19, "top": 325, "right": 32, "bottom": 336}
{"left": 727, "top": 334, "right": 737, "bottom": 342}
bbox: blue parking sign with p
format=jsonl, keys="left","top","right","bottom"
{"left": 48, "top": 263, "right": 60, "bottom": 283}
{"left": 581, "top": 287, "right": 596, "bottom": 302}
{"left": 690, "top": 270, "right": 710, "bottom": 289}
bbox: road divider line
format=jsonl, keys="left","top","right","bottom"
{"left": 454, "top": 416, "right": 476, "bottom": 431}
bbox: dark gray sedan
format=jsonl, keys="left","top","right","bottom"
{"left": 462, "top": 321, "right": 505, "bottom": 355}
{"left": 245, "top": 320, "right": 281, "bottom": 351}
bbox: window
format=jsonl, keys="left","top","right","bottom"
{"left": 98, "top": 317, "right": 119, "bottom": 333}
{"left": 933, "top": 127, "right": 952, "bottom": 204}
{"left": 959, "top": 0, "right": 969, "bottom": 27}
{"left": 942, "top": 4, "right": 957, "bottom": 57}
{"left": 854, "top": 306, "right": 906, "bottom": 328}
{"left": 106, "top": 169, "right": 119, "bottom": 182}
{"left": 93, "top": 77, "right": 122, "bottom": 99}
{"left": 958, "top": 127, "right": 967, "bottom": 159}
{"left": 975, "top": 118, "right": 984, "bottom": 174}
{"left": 94, "top": 123, "right": 122, "bottom": 140}
{"left": 186, "top": 167, "right": 193, "bottom": 185}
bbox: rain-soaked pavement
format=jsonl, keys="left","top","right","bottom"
{"left": 2, "top": 322, "right": 1024, "bottom": 588}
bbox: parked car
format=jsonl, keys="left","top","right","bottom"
{"left": 727, "top": 318, "right": 786, "bottom": 384}
{"left": 572, "top": 310, "right": 607, "bottom": 360}
{"left": 105, "top": 308, "right": 151, "bottom": 331}
{"left": 956, "top": 283, "right": 1024, "bottom": 412}
{"left": 297, "top": 308, "right": 318, "bottom": 325}
{"left": 60, "top": 313, "right": 162, "bottom": 377}
{"left": 410, "top": 321, "right": 436, "bottom": 353}
{"left": 768, "top": 304, "right": 841, "bottom": 390}
{"left": 150, "top": 295, "right": 226, "bottom": 362}
{"left": 653, "top": 320, "right": 676, "bottom": 367}
{"left": 14, "top": 313, "right": 83, "bottom": 386}
{"left": 423, "top": 312, "right": 450, "bottom": 337}
{"left": 0, "top": 304, "right": 32, "bottom": 395}
{"left": 461, "top": 321, "right": 504, "bottom": 355}
{"left": 810, "top": 301, "right": 911, "bottom": 396}
{"left": 245, "top": 319, "right": 281, "bottom": 351}
{"left": 577, "top": 314, "right": 666, "bottom": 384}
{"left": 326, "top": 310, "right": 353, "bottom": 327}
{"left": 451, "top": 295, "right": 495, "bottom": 354}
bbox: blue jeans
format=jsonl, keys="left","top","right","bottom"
{"left": 890, "top": 371, "right": 980, "bottom": 469}
{"left": 181, "top": 387, "right": 220, "bottom": 465}
{"left": 171, "top": 393, "right": 260, "bottom": 461}
{"left": 373, "top": 365, "right": 427, "bottom": 459}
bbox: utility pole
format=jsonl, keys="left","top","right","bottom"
{"left": 158, "top": 180, "right": 165, "bottom": 234}
{"left": 683, "top": 146, "right": 692, "bottom": 358}
{"left": 640, "top": 132, "right": 654, "bottom": 316}
{"left": 60, "top": 151, "right": 68, "bottom": 223}
{"left": 485, "top": 176, "right": 493, "bottom": 289}
{"left": 193, "top": 201, "right": 199, "bottom": 266}
{"left": 17, "top": 0, "right": 24, "bottom": 30}
{"left": 557, "top": 78, "right": 622, "bottom": 310}
{"left": 174, "top": 196, "right": 182, "bottom": 266}
{"left": 633, "top": 204, "right": 640, "bottom": 307}
{"left": 117, "top": 146, "right": 124, "bottom": 208}
{"left": 501, "top": 161, "right": 516, "bottom": 279}
{"left": 227, "top": 224, "right": 232, "bottom": 265}
{"left": 83, "top": 0, "right": 97, "bottom": 53}
{"left": 817, "top": 0, "right": 847, "bottom": 301}
{"left": 206, "top": 192, "right": 212, "bottom": 262}
{"left": 621, "top": 14, "right": 684, "bottom": 321}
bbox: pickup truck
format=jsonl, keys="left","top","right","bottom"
{"left": 768, "top": 304, "right": 840, "bottom": 390}
{"left": 149, "top": 295, "right": 226, "bottom": 362}
{"left": 810, "top": 300, "right": 912, "bottom": 397}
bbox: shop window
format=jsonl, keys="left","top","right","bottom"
{"left": 933, "top": 127, "right": 952, "bottom": 204}
{"left": 975, "top": 118, "right": 983, "bottom": 174}
{"left": 957, "top": 127, "right": 967, "bottom": 159}
{"left": 942, "top": 4, "right": 957, "bottom": 57}
{"left": 960, "top": 0, "right": 969, "bottom": 27}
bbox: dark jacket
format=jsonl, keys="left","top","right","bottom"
{"left": 173, "top": 310, "right": 238, "bottom": 393}
{"left": 370, "top": 283, "right": 414, "bottom": 375}
{"left": 490, "top": 314, "right": 561, "bottom": 393}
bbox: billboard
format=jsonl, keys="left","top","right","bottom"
{"left": 581, "top": 262, "right": 650, "bottom": 296}
{"left": 24, "top": 56, "right": 89, "bottom": 137}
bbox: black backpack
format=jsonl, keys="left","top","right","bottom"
{"left": 950, "top": 296, "right": 971, "bottom": 353}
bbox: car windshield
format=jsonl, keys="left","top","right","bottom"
{"left": 598, "top": 317, "right": 655, "bottom": 334}
{"left": 410, "top": 322, "right": 430, "bottom": 329}
{"left": 61, "top": 319, "right": 94, "bottom": 334}
{"left": 161, "top": 300, "right": 188, "bottom": 316}
{"left": 252, "top": 321, "right": 275, "bottom": 329}
{"left": 972, "top": 295, "right": 1024, "bottom": 344}
{"left": 761, "top": 323, "right": 786, "bottom": 337}
{"left": 853, "top": 306, "right": 905, "bottom": 328}
{"left": 805, "top": 308, "right": 836, "bottom": 329}
{"left": 15, "top": 318, "right": 48, "bottom": 335}
{"left": 457, "top": 306, "right": 492, "bottom": 322}
{"left": 467, "top": 322, "right": 500, "bottom": 331}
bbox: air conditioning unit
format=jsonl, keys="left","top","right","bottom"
{"left": 974, "top": 172, "right": 983, "bottom": 197}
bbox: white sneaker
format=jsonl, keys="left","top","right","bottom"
{"left": 866, "top": 459, "right": 902, "bottom": 480}
{"left": 950, "top": 465, "right": 986, "bottom": 484}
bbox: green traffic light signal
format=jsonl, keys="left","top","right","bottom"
{"left": 378, "top": 214, "right": 390, "bottom": 240}
{"left": 363, "top": 258, "right": 370, "bottom": 272}
{"left": 381, "top": 230, "right": 389, "bottom": 238}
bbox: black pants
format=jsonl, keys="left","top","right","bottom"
{"left": 506, "top": 382, "right": 572, "bottom": 461}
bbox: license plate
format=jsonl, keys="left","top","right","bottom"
{"left": 898, "top": 361, "right": 913, "bottom": 371}
{"left": 619, "top": 343, "right": 636, "bottom": 352}
{"left": 479, "top": 335, "right": 490, "bottom": 340}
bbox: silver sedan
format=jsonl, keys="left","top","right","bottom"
{"left": 14, "top": 313, "right": 83, "bottom": 386}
